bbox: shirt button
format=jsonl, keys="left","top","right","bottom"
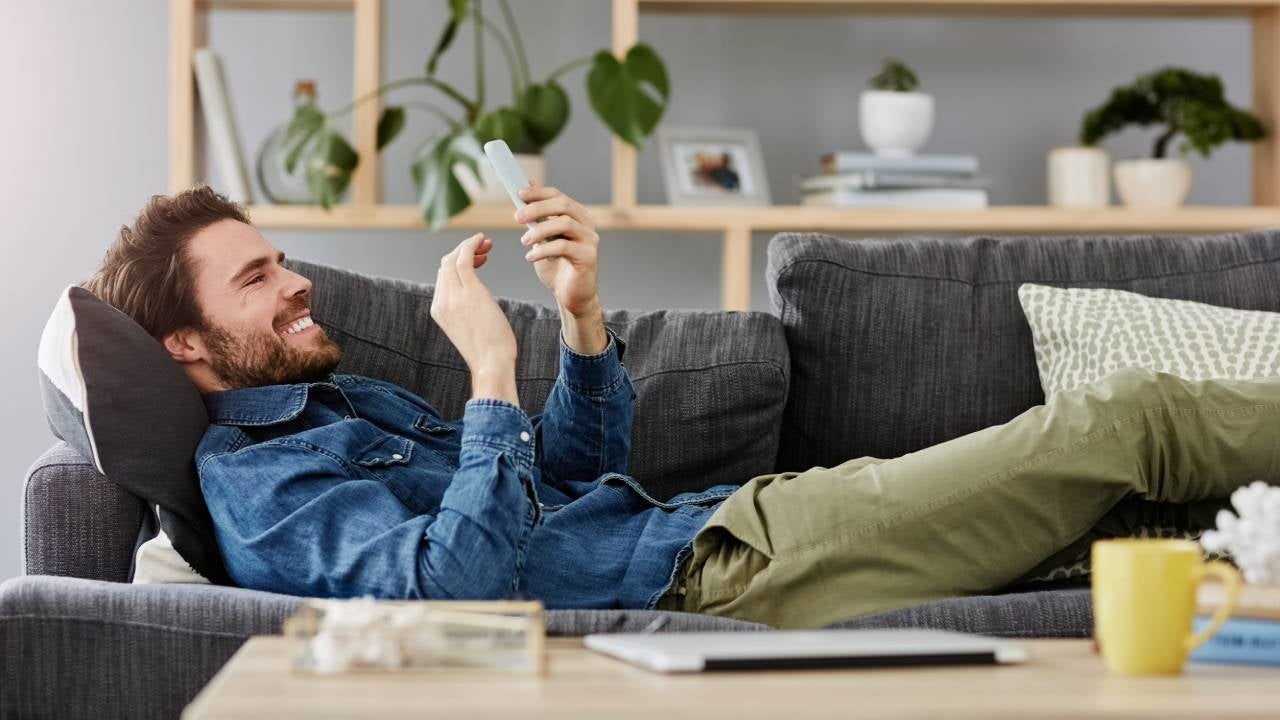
{"left": 344, "top": 415, "right": 352, "bottom": 420}
{"left": 519, "top": 431, "right": 531, "bottom": 442}
{"left": 391, "top": 453, "right": 404, "bottom": 461}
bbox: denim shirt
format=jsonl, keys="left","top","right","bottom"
{"left": 195, "top": 331, "right": 737, "bottom": 609}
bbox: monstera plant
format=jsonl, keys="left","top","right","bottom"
{"left": 270, "top": 0, "right": 670, "bottom": 228}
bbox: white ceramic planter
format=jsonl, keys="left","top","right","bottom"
{"left": 1114, "top": 158, "right": 1193, "bottom": 209}
{"left": 859, "top": 90, "right": 934, "bottom": 157}
{"left": 1047, "top": 146, "right": 1111, "bottom": 209}
{"left": 452, "top": 153, "right": 546, "bottom": 203}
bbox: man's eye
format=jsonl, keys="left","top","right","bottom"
{"left": 245, "top": 274, "right": 265, "bottom": 287}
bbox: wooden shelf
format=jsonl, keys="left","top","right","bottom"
{"left": 248, "top": 203, "right": 1280, "bottom": 234}
{"left": 173, "top": 0, "right": 1280, "bottom": 309}
{"left": 640, "top": 0, "right": 1280, "bottom": 16}
{"left": 197, "top": 0, "right": 354, "bottom": 10}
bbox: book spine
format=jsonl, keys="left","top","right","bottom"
{"left": 802, "top": 188, "right": 988, "bottom": 210}
{"left": 802, "top": 172, "right": 988, "bottom": 192}
{"left": 193, "top": 48, "right": 252, "bottom": 203}
{"left": 820, "top": 153, "right": 980, "bottom": 176}
{"left": 1189, "top": 617, "right": 1280, "bottom": 666}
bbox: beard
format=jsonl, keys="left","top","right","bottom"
{"left": 200, "top": 307, "right": 342, "bottom": 389}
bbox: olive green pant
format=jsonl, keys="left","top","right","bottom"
{"left": 659, "top": 368, "right": 1280, "bottom": 629}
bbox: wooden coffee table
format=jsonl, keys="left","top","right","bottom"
{"left": 183, "top": 636, "right": 1278, "bottom": 719}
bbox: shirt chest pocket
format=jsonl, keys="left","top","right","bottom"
{"left": 353, "top": 433, "right": 446, "bottom": 515}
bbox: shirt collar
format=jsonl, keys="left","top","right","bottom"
{"left": 203, "top": 374, "right": 341, "bottom": 426}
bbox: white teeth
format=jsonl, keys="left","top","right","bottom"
{"left": 280, "top": 315, "right": 314, "bottom": 336}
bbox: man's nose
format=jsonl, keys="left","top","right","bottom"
{"left": 283, "top": 269, "right": 312, "bottom": 299}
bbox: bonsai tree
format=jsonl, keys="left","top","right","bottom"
{"left": 274, "top": 0, "right": 670, "bottom": 228}
{"left": 1079, "top": 66, "right": 1266, "bottom": 159}
{"left": 870, "top": 59, "right": 919, "bottom": 93}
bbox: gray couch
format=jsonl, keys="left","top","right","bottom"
{"left": 9, "top": 228, "right": 1280, "bottom": 719}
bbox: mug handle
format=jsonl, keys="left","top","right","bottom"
{"left": 1184, "top": 560, "right": 1242, "bottom": 653}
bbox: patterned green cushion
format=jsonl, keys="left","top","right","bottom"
{"left": 1017, "top": 283, "right": 1280, "bottom": 397}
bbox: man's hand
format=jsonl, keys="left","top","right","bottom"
{"left": 430, "top": 233, "right": 520, "bottom": 405}
{"left": 515, "top": 181, "right": 607, "bottom": 355}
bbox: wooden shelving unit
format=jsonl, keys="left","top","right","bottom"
{"left": 171, "top": 0, "right": 1280, "bottom": 310}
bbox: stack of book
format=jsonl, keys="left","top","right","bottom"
{"left": 1191, "top": 582, "right": 1280, "bottom": 666}
{"left": 801, "top": 152, "right": 989, "bottom": 209}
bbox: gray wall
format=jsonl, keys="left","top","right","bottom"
{"left": 0, "top": 0, "right": 1253, "bottom": 582}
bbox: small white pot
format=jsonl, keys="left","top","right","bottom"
{"left": 1113, "top": 158, "right": 1193, "bottom": 209}
{"left": 452, "top": 153, "right": 546, "bottom": 203}
{"left": 859, "top": 90, "right": 934, "bottom": 157}
{"left": 1047, "top": 146, "right": 1111, "bottom": 209}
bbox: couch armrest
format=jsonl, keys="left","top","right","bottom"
{"left": 22, "top": 442, "right": 147, "bottom": 581}
{"left": 0, "top": 575, "right": 304, "bottom": 720}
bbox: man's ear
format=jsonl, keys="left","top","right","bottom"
{"left": 162, "top": 328, "right": 207, "bottom": 365}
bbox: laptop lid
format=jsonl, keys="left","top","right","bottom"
{"left": 583, "top": 629, "right": 1030, "bottom": 673}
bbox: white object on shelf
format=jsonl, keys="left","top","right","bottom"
{"left": 1047, "top": 146, "right": 1110, "bottom": 209}
{"left": 859, "top": 90, "right": 935, "bottom": 158}
{"left": 1114, "top": 158, "right": 1193, "bottom": 208}
{"left": 192, "top": 48, "right": 252, "bottom": 202}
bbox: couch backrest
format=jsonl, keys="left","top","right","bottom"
{"left": 768, "top": 229, "right": 1280, "bottom": 473}
{"left": 292, "top": 259, "right": 790, "bottom": 498}
{"left": 25, "top": 260, "right": 791, "bottom": 580}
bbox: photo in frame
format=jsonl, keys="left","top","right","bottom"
{"left": 656, "top": 126, "right": 771, "bottom": 206}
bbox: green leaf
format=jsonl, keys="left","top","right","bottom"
{"left": 282, "top": 105, "right": 325, "bottom": 173}
{"left": 870, "top": 59, "right": 919, "bottom": 92}
{"left": 410, "top": 130, "right": 483, "bottom": 230}
{"left": 1078, "top": 66, "right": 1267, "bottom": 157}
{"left": 376, "top": 107, "right": 406, "bottom": 151}
{"left": 587, "top": 43, "right": 670, "bottom": 149}
{"left": 426, "top": 18, "right": 459, "bottom": 75}
{"left": 303, "top": 130, "right": 359, "bottom": 209}
{"left": 518, "top": 81, "right": 570, "bottom": 151}
{"left": 474, "top": 107, "right": 525, "bottom": 147}
{"left": 449, "top": 0, "right": 469, "bottom": 20}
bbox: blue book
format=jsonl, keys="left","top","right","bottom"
{"left": 1190, "top": 616, "right": 1280, "bottom": 666}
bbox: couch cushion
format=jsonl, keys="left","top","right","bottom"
{"left": 36, "top": 286, "right": 229, "bottom": 584}
{"left": 1018, "top": 283, "right": 1280, "bottom": 396}
{"left": 291, "top": 259, "right": 790, "bottom": 497}
{"left": 767, "top": 229, "right": 1280, "bottom": 471}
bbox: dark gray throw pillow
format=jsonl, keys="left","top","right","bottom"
{"left": 37, "top": 285, "right": 231, "bottom": 584}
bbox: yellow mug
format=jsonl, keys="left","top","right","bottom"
{"left": 1091, "top": 539, "right": 1241, "bottom": 675}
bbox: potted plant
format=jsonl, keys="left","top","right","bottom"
{"left": 266, "top": 0, "right": 670, "bottom": 228}
{"left": 1080, "top": 67, "right": 1266, "bottom": 208}
{"left": 859, "top": 58, "right": 934, "bottom": 157}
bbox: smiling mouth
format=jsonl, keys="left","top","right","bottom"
{"left": 277, "top": 314, "right": 317, "bottom": 337}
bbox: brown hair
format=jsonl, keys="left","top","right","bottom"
{"left": 84, "top": 185, "right": 250, "bottom": 340}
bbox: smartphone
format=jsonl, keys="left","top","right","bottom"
{"left": 483, "top": 139, "right": 540, "bottom": 233}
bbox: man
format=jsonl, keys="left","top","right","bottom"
{"left": 86, "top": 185, "right": 1278, "bottom": 629}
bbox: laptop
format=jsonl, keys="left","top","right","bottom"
{"left": 583, "top": 629, "right": 1029, "bottom": 673}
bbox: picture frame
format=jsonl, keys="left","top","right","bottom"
{"left": 656, "top": 126, "right": 771, "bottom": 207}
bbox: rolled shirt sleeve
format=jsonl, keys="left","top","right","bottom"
{"left": 534, "top": 328, "right": 637, "bottom": 499}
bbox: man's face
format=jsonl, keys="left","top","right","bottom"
{"left": 181, "top": 219, "right": 341, "bottom": 390}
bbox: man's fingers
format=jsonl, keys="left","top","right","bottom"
{"left": 516, "top": 197, "right": 589, "bottom": 227}
{"left": 521, "top": 216, "right": 595, "bottom": 247}
{"left": 473, "top": 235, "right": 492, "bottom": 268}
{"left": 525, "top": 238, "right": 592, "bottom": 263}
{"left": 518, "top": 183, "right": 561, "bottom": 203}
{"left": 454, "top": 233, "right": 485, "bottom": 277}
